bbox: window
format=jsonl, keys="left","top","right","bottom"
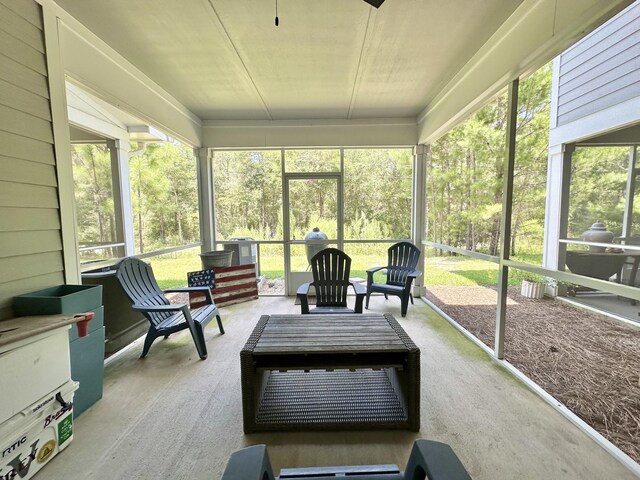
{"left": 344, "top": 148, "right": 412, "bottom": 241}
{"left": 285, "top": 149, "right": 340, "bottom": 172}
{"left": 72, "top": 143, "right": 119, "bottom": 262}
{"left": 567, "top": 146, "right": 631, "bottom": 240}
{"left": 427, "top": 89, "right": 508, "bottom": 256}
{"left": 212, "top": 150, "right": 283, "bottom": 241}
{"left": 511, "top": 62, "right": 552, "bottom": 264}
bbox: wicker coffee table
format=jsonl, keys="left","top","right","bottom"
{"left": 240, "top": 313, "right": 420, "bottom": 433}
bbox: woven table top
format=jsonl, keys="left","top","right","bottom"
{"left": 245, "top": 313, "right": 417, "bottom": 355}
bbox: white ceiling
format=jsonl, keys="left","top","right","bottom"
{"left": 55, "top": 0, "right": 524, "bottom": 122}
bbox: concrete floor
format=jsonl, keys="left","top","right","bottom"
{"left": 564, "top": 292, "right": 640, "bottom": 327}
{"left": 44, "top": 295, "right": 638, "bottom": 479}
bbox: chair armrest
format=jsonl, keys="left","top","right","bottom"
{"left": 296, "top": 282, "right": 312, "bottom": 296}
{"left": 366, "top": 266, "right": 385, "bottom": 274}
{"left": 221, "top": 444, "right": 275, "bottom": 480}
{"left": 164, "top": 287, "right": 214, "bottom": 304}
{"left": 132, "top": 304, "right": 185, "bottom": 313}
{"left": 367, "top": 265, "right": 386, "bottom": 283}
{"left": 351, "top": 281, "right": 366, "bottom": 313}
{"left": 297, "top": 282, "right": 312, "bottom": 314}
{"left": 403, "top": 440, "right": 471, "bottom": 480}
{"left": 399, "top": 270, "right": 421, "bottom": 291}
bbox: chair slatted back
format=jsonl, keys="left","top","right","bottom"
{"left": 311, "top": 248, "right": 351, "bottom": 308}
{"left": 387, "top": 242, "right": 421, "bottom": 287}
{"left": 115, "top": 257, "right": 172, "bottom": 327}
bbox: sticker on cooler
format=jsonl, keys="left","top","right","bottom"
{"left": 1, "top": 426, "right": 59, "bottom": 479}
{"left": 0, "top": 382, "right": 76, "bottom": 480}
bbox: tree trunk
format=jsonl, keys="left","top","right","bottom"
{"left": 173, "top": 188, "right": 183, "bottom": 243}
{"left": 511, "top": 215, "right": 520, "bottom": 256}
{"left": 465, "top": 149, "right": 473, "bottom": 250}
{"left": 137, "top": 173, "right": 144, "bottom": 253}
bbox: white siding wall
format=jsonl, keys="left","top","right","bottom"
{"left": 556, "top": 2, "right": 640, "bottom": 126}
{"left": 0, "top": 0, "right": 64, "bottom": 320}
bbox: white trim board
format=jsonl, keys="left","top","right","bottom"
{"left": 418, "top": 0, "right": 634, "bottom": 144}
{"left": 38, "top": 0, "right": 202, "bottom": 147}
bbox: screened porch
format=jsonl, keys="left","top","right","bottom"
{"left": 2, "top": 0, "right": 640, "bottom": 479}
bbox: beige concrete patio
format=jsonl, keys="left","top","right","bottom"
{"left": 44, "top": 295, "right": 637, "bottom": 479}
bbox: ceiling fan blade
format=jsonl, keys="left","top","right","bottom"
{"left": 363, "top": 0, "right": 385, "bottom": 8}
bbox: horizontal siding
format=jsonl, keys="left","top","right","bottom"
{"left": 0, "top": 207, "right": 60, "bottom": 232}
{"left": 556, "top": 4, "right": 640, "bottom": 126}
{"left": 0, "top": 130, "right": 55, "bottom": 164}
{"left": 0, "top": 155, "right": 57, "bottom": 187}
{"left": 0, "top": 28, "right": 47, "bottom": 75}
{"left": 559, "top": 31, "right": 640, "bottom": 96}
{"left": 0, "top": 2, "right": 44, "bottom": 53}
{"left": 0, "top": 78, "right": 51, "bottom": 121}
{"left": 0, "top": 54, "right": 49, "bottom": 99}
{"left": 0, "top": 251, "right": 64, "bottom": 284}
{"left": 0, "top": 0, "right": 60, "bottom": 321}
{"left": 558, "top": 80, "right": 640, "bottom": 126}
{"left": 0, "top": 0, "right": 43, "bottom": 30}
{"left": 0, "top": 103, "right": 53, "bottom": 143}
{"left": 558, "top": 69, "right": 640, "bottom": 115}
{"left": 0, "top": 271, "right": 65, "bottom": 313}
{"left": 0, "top": 230, "right": 62, "bottom": 258}
{"left": 0, "top": 180, "right": 59, "bottom": 208}
{"left": 560, "top": 4, "right": 639, "bottom": 72}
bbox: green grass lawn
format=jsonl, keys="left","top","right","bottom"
{"left": 150, "top": 249, "right": 537, "bottom": 290}
{"left": 424, "top": 255, "right": 544, "bottom": 287}
{"left": 151, "top": 249, "right": 202, "bottom": 289}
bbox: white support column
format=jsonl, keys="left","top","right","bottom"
{"left": 41, "top": 1, "right": 80, "bottom": 283}
{"left": 543, "top": 143, "right": 574, "bottom": 270}
{"left": 107, "top": 139, "right": 135, "bottom": 256}
{"left": 412, "top": 144, "right": 428, "bottom": 297}
{"left": 197, "top": 147, "right": 215, "bottom": 252}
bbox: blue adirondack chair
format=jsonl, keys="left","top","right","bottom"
{"left": 115, "top": 257, "right": 224, "bottom": 359}
{"left": 297, "top": 248, "right": 365, "bottom": 314}
{"left": 366, "top": 241, "right": 421, "bottom": 317}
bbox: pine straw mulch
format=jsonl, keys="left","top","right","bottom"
{"left": 424, "top": 286, "right": 640, "bottom": 464}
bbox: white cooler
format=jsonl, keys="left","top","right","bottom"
{"left": 0, "top": 328, "right": 71, "bottom": 426}
{"left": 0, "top": 380, "right": 78, "bottom": 480}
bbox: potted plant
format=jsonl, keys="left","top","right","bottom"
{"left": 520, "top": 272, "right": 547, "bottom": 299}
{"left": 545, "top": 279, "right": 574, "bottom": 297}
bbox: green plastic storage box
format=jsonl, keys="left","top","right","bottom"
{"left": 13, "top": 285, "right": 103, "bottom": 316}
